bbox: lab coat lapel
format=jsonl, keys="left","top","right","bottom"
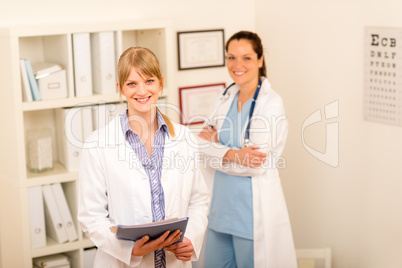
{"left": 113, "top": 117, "right": 148, "bottom": 177}
{"left": 161, "top": 133, "right": 178, "bottom": 178}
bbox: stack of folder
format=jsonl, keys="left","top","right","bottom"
{"left": 21, "top": 31, "right": 118, "bottom": 103}
{"left": 33, "top": 253, "right": 70, "bottom": 268}
{"left": 55, "top": 102, "right": 126, "bottom": 172}
{"left": 28, "top": 183, "right": 78, "bottom": 249}
{"left": 72, "top": 31, "right": 117, "bottom": 97}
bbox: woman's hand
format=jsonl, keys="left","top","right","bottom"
{"left": 164, "top": 237, "right": 194, "bottom": 261}
{"left": 224, "top": 145, "right": 267, "bottom": 168}
{"left": 198, "top": 126, "right": 219, "bottom": 143}
{"left": 132, "top": 230, "right": 182, "bottom": 256}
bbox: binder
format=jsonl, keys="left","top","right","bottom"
{"left": 81, "top": 106, "right": 94, "bottom": 140}
{"left": 91, "top": 32, "right": 117, "bottom": 94}
{"left": 108, "top": 102, "right": 127, "bottom": 117}
{"left": 51, "top": 183, "right": 78, "bottom": 242}
{"left": 72, "top": 33, "right": 93, "bottom": 97}
{"left": 157, "top": 96, "right": 167, "bottom": 114}
{"left": 92, "top": 103, "right": 110, "bottom": 131}
{"left": 20, "top": 59, "right": 33, "bottom": 102}
{"left": 56, "top": 108, "right": 83, "bottom": 172}
{"left": 42, "top": 185, "right": 69, "bottom": 243}
{"left": 92, "top": 102, "right": 125, "bottom": 131}
{"left": 28, "top": 186, "right": 46, "bottom": 249}
{"left": 24, "top": 59, "right": 41, "bottom": 101}
{"left": 83, "top": 247, "right": 97, "bottom": 268}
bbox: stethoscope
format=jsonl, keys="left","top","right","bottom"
{"left": 207, "top": 78, "right": 262, "bottom": 147}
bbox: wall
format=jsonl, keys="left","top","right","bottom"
{"left": 256, "top": 0, "right": 402, "bottom": 267}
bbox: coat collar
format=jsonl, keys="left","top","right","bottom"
{"left": 106, "top": 115, "right": 181, "bottom": 146}
{"left": 104, "top": 115, "right": 181, "bottom": 177}
{"left": 225, "top": 76, "right": 270, "bottom": 99}
{"left": 213, "top": 76, "right": 271, "bottom": 128}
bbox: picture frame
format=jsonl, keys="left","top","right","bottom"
{"left": 177, "top": 29, "right": 225, "bottom": 70}
{"left": 179, "top": 83, "right": 225, "bottom": 125}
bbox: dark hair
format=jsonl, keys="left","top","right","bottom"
{"left": 225, "top": 31, "right": 266, "bottom": 77}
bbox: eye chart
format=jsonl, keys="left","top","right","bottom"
{"left": 364, "top": 27, "right": 402, "bottom": 126}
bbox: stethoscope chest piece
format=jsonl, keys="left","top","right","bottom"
{"left": 243, "top": 139, "right": 251, "bottom": 147}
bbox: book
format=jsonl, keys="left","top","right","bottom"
{"left": 33, "top": 253, "right": 70, "bottom": 268}
{"left": 28, "top": 186, "right": 46, "bottom": 249}
{"left": 31, "top": 62, "right": 62, "bottom": 79}
{"left": 51, "top": 183, "right": 78, "bottom": 242}
{"left": 42, "top": 184, "right": 69, "bottom": 243}
{"left": 24, "top": 59, "right": 41, "bottom": 101}
{"left": 20, "top": 59, "right": 33, "bottom": 102}
{"left": 110, "top": 217, "right": 189, "bottom": 243}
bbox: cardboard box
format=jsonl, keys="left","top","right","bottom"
{"left": 38, "top": 69, "right": 67, "bottom": 100}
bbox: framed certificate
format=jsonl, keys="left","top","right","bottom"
{"left": 179, "top": 83, "right": 225, "bottom": 125}
{"left": 177, "top": 29, "right": 225, "bottom": 70}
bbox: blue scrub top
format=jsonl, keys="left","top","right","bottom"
{"left": 208, "top": 92, "right": 254, "bottom": 240}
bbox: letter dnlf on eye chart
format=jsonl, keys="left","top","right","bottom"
{"left": 364, "top": 26, "right": 402, "bottom": 126}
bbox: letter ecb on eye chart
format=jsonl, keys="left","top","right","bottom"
{"left": 364, "top": 26, "right": 402, "bottom": 126}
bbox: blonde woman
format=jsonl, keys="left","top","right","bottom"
{"left": 78, "top": 47, "right": 209, "bottom": 268}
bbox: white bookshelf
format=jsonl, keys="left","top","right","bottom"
{"left": 0, "top": 20, "right": 174, "bottom": 268}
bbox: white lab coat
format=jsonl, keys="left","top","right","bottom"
{"left": 197, "top": 77, "right": 297, "bottom": 268}
{"left": 78, "top": 116, "right": 209, "bottom": 268}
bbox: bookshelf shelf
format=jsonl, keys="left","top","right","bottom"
{"left": 0, "top": 19, "right": 174, "bottom": 268}
{"left": 31, "top": 237, "right": 95, "bottom": 258}
{"left": 21, "top": 93, "right": 122, "bottom": 111}
{"left": 25, "top": 163, "right": 78, "bottom": 187}
{"left": 31, "top": 237, "right": 81, "bottom": 258}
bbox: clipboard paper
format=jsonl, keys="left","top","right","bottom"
{"left": 110, "top": 217, "right": 189, "bottom": 243}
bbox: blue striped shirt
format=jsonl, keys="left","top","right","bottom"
{"left": 120, "top": 110, "right": 169, "bottom": 222}
{"left": 120, "top": 110, "right": 168, "bottom": 267}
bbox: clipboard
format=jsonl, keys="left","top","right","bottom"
{"left": 110, "top": 217, "right": 189, "bottom": 243}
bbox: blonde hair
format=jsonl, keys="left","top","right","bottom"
{"left": 117, "top": 47, "right": 175, "bottom": 137}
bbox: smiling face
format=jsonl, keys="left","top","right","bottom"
{"left": 117, "top": 47, "right": 164, "bottom": 118}
{"left": 118, "top": 68, "right": 163, "bottom": 117}
{"left": 226, "top": 39, "right": 263, "bottom": 90}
